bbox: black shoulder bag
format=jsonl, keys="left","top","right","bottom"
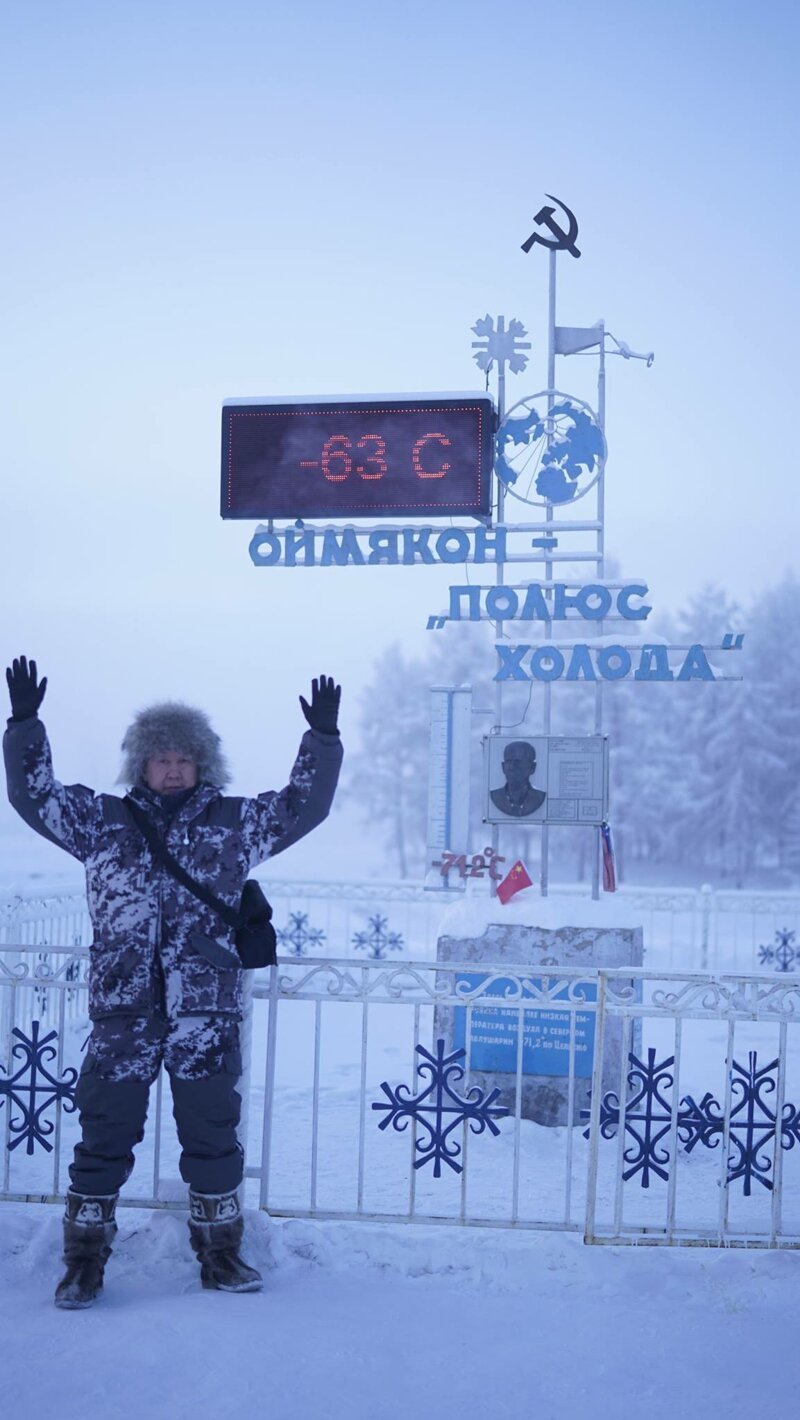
{"left": 124, "top": 798, "right": 277, "bottom": 969}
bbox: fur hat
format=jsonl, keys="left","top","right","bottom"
{"left": 119, "top": 701, "right": 231, "bottom": 788}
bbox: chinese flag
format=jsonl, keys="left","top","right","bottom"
{"left": 496, "top": 859, "right": 533, "bottom": 905}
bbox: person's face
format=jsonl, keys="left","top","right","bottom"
{"left": 502, "top": 744, "right": 536, "bottom": 790}
{"left": 144, "top": 751, "right": 198, "bottom": 793}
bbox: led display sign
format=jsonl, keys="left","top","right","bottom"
{"left": 221, "top": 394, "right": 495, "bottom": 519}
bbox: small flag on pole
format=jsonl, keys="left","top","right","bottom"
{"left": 601, "top": 822, "right": 616, "bottom": 893}
{"left": 496, "top": 859, "right": 533, "bottom": 905}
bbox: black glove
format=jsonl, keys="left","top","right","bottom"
{"left": 6, "top": 655, "right": 48, "bottom": 722}
{"left": 299, "top": 674, "right": 341, "bottom": 736}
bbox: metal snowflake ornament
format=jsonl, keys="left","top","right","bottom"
{"left": 352, "top": 914, "right": 403, "bottom": 960}
{"left": 373, "top": 1038, "right": 510, "bottom": 1176}
{"left": 584, "top": 1047, "right": 677, "bottom": 1187}
{"left": 276, "top": 911, "right": 326, "bottom": 958}
{"left": 0, "top": 1021, "right": 77, "bottom": 1154}
{"left": 583, "top": 1048, "right": 800, "bottom": 1196}
{"left": 725, "top": 1053, "right": 800, "bottom": 1194}
{"left": 471, "top": 314, "right": 531, "bottom": 376}
{"left": 758, "top": 928, "right": 798, "bottom": 973}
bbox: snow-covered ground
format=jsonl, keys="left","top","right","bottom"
{"left": 6, "top": 895, "right": 800, "bottom": 1414}
{"left": 3, "top": 1201, "right": 800, "bottom": 1419}
{"left": 5, "top": 988, "right": 800, "bottom": 1418}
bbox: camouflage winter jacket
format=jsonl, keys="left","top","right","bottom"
{"left": 3, "top": 716, "right": 343, "bottom": 1020}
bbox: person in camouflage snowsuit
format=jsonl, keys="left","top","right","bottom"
{"left": 3, "top": 656, "right": 343, "bottom": 1308}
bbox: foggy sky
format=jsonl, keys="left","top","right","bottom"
{"left": 2, "top": 0, "right": 798, "bottom": 877}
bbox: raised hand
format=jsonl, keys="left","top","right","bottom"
{"left": 299, "top": 674, "right": 341, "bottom": 736}
{"left": 5, "top": 655, "right": 48, "bottom": 722}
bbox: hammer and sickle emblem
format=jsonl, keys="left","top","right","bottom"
{"left": 521, "top": 195, "right": 581, "bottom": 258}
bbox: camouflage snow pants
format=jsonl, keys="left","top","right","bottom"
{"left": 70, "top": 1014, "right": 243, "bottom": 1197}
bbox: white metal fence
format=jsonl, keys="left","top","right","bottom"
{"left": 248, "top": 955, "right": 607, "bottom": 1231}
{"left": 0, "top": 945, "right": 183, "bottom": 1207}
{"left": 584, "top": 970, "right": 800, "bottom": 1248}
{"left": 2, "top": 878, "right": 800, "bottom": 974}
{"left": 3, "top": 943, "right": 800, "bottom": 1247}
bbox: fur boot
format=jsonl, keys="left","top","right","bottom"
{"left": 54, "top": 1191, "right": 118, "bottom": 1310}
{"left": 188, "top": 1189, "right": 262, "bottom": 1293}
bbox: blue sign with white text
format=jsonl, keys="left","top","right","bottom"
{"left": 453, "top": 974, "right": 596, "bottom": 1078}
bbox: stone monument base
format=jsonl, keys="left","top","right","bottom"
{"left": 435, "top": 906, "right": 643, "bottom": 1127}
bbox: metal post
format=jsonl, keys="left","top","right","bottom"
{"left": 591, "top": 323, "right": 607, "bottom": 901}
{"left": 258, "top": 964, "right": 280, "bottom": 1211}
{"left": 699, "top": 883, "right": 713, "bottom": 971}
{"left": 596, "top": 323, "right": 606, "bottom": 568}
{"left": 491, "top": 321, "right": 507, "bottom": 897}
{"left": 237, "top": 970, "right": 254, "bottom": 1172}
{"left": 541, "top": 252, "right": 557, "bottom": 896}
{"left": 583, "top": 970, "right": 607, "bottom": 1243}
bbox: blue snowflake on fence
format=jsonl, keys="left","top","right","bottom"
{"left": 0, "top": 1020, "right": 78, "bottom": 1154}
{"left": 372, "top": 1038, "right": 510, "bottom": 1177}
{"left": 584, "top": 1048, "right": 677, "bottom": 1187}
{"left": 276, "top": 912, "right": 326, "bottom": 958}
{"left": 352, "top": 914, "right": 403, "bottom": 959}
{"left": 719, "top": 1054, "right": 800, "bottom": 1195}
{"left": 583, "top": 1048, "right": 800, "bottom": 1195}
{"left": 758, "top": 928, "right": 799, "bottom": 973}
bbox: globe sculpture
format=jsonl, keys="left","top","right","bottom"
{"left": 495, "top": 391, "right": 606, "bottom": 507}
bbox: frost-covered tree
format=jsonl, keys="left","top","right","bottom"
{"left": 342, "top": 644, "right": 431, "bottom": 878}
{"left": 603, "top": 677, "right": 683, "bottom": 877}
{"left": 685, "top": 678, "right": 782, "bottom": 885}
{"left": 343, "top": 626, "right": 497, "bottom": 878}
{"left": 645, "top": 578, "right": 799, "bottom": 884}
{"left": 746, "top": 575, "right": 800, "bottom": 872}
{"left": 781, "top": 790, "right": 800, "bottom": 877}
{"left": 345, "top": 575, "right": 800, "bottom": 887}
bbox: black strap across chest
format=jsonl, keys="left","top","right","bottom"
{"left": 124, "top": 796, "right": 241, "bottom": 931}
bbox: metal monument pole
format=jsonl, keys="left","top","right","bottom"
{"left": 465, "top": 201, "right": 656, "bottom": 902}
{"left": 471, "top": 312, "right": 531, "bottom": 898}
{"left": 540, "top": 248, "right": 558, "bottom": 896}
{"left": 592, "top": 323, "right": 607, "bottom": 899}
{"left": 491, "top": 320, "right": 507, "bottom": 894}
